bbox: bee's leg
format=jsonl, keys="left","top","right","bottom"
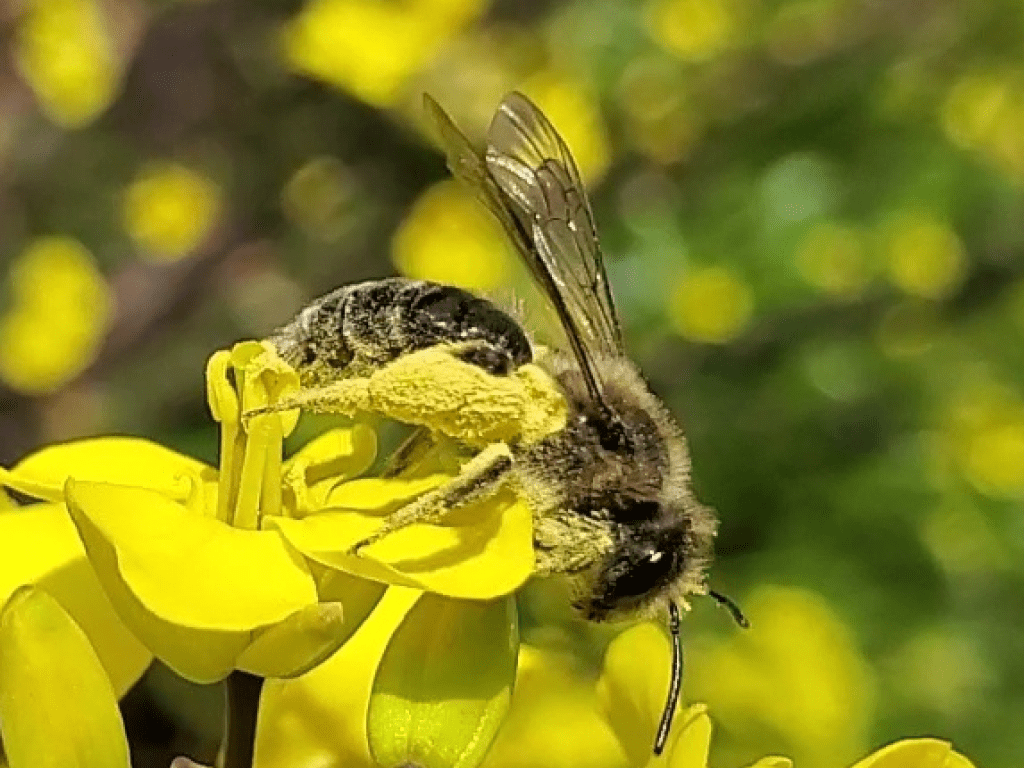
{"left": 348, "top": 442, "right": 514, "bottom": 554}
{"left": 378, "top": 426, "right": 436, "bottom": 479}
{"left": 533, "top": 512, "right": 614, "bottom": 576}
{"left": 243, "top": 379, "right": 370, "bottom": 423}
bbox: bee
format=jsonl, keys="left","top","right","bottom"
{"left": 269, "top": 92, "right": 747, "bottom": 753}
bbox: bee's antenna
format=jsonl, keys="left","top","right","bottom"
{"left": 708, "top": 589, "right": 750, "bottom": 629}
{"left": 653, "top": 601, "right": 684, "bottom": 755}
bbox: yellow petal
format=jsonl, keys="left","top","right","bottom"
{"left": 267, "top": 492, "right": 534, "bottom": 599}
{"left": 283, "top": 425, "right": 378, "bottom": 514}
{"left": 236, "top": 601, "right": 347, "bottom": 678}
{"left": 368, "top": 593, "right": 518, "bottom": 768}
{"left": 848, "top": 739, "right": 975, "bottom": 768}
{"left": 744, "top": 759, "right": 794, "bottom": 768}
{"left": 255, "top": 587, "right": 422, "bottom": 768}
{"left": 326, "top": 473, "right": 448, "bottom": 509}
{"left": 0, "top": 437, "right": 210, "bottom": 503}
{"left": 65, "top": 480, "right": 319, "bottom": 682}
{"left": 667, "top": 705, "right": 712, "bottom": 768}
{"left": 0, "top": 587, "right": 130, "bottom": 768}
{"left": 0, "top": 504, "right": 150, "bottom": 696}
{"left": 597, "top": 622, "right": 676, "bottom": 765}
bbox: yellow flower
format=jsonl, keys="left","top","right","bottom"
{"left": 255, "top": 586, "right": 518, "bottom": 768}
{"left": 0, "top": 586, "right": 130, "bottom": 768}
{"left": 255, "top": 617, "right": 749, "bottom": 768}
{"left": 2, "top": 344, "right": 534, "bottom": 688}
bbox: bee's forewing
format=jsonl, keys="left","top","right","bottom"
{"left": 485, "top": 93, "right": 624, "bottom": 360}
{"left": 424, "top": 92, "right": 625, "bottom": 409}
{"left": 422, "top": 95, "right": 535, "bottom": 262}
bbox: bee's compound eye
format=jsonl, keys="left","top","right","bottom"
{"left": 603, "top": 547, "right": 678, "bottom": 601}
{"left": 636, "top": 548, "right": 675, "bottom": 583}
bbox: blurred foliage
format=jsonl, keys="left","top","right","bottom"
{"left": 1, "top": 0, "right": 1023, "bottom": 767}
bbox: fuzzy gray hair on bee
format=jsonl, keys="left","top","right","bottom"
{"left": 268, "top": 92, "right": 748, "bottom": 754}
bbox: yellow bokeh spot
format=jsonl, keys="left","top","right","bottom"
{"left": 941, "top": 71, "right": 1024, "bottom": 180}
{"left": 392, "top": 180, "right": 510, "bottom": 291}
{"left": 123, "top": 162, "right": 221, "bottom": 261}
{"left": 795, "top": 221, "right": 871, "bottom": 296}
{"left": 281, "top": 156, "right": 354, "bottom": 241}
{"left": 646, "top": 0, "right": 746, "bottom": 62}
{"left": 667, "top": 266, "right": 753, "bottom": 343}
{"left": 883, "top": 211, "right": 965, "bottom": 299}
{"left": 14, "top": 0, "right": 120, "bottom": 128}
{"left": 964, "top": 418, "right": 1024, "bottom": 494}
{"left": 518, "top": 71, "right": 611, "bottom": 183}
{"left": 689, "top": 586, "right": 873, "bottom": 768}
{"left": 281, "top": 0, "right": 483, "bottom": 108}
{"left": 985, "top": 97, "right": 1024, "bottom": 180}
{"left": 0, "top": 237, "right": 111, "bottom": 394}
{"left": 940, "top": 380, "right": 1024, "bottom": 496}
{"left": 942, "top": 72, "right": 1011, "bottom": 150}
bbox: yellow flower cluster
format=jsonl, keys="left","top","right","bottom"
{"left": 0, "top": 340, "right": 543, "bottom": 766}
{"left": 0, "top": 582, "right": 978, "bottom": 768}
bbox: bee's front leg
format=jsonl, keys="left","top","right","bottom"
{"left": 348, "top": 442, "right": 515, "bottom": 554}
{"left": 242, "top": 378, "right": 371, "bottom": 425}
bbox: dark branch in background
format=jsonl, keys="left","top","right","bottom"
{"left": 83, "top": 224, "right": 246, "bottom": 377}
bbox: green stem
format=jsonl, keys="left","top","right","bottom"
{"left": 219, "top": 671, "right": 264, "bottom": 768}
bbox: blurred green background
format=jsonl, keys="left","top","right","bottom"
{"left": 1, "top": 0, "right": 1023, "bottom": 767}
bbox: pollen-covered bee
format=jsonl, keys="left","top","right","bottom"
{"left": 269, "top": 92, "right": 746, "bottom": 753}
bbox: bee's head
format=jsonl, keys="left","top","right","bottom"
{"left": 576, "top": 513, "right": 706, "bottom": 622}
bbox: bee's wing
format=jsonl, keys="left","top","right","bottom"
{"left": 423, "top": 95, "right": 536, "bottom": 262}
{"left": 484, "top": 92, "right": 625, "bottom": 362}
{"left": 424, "top": 93, "right": 623, "bottom": 407}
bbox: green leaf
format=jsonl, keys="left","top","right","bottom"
{"left": 368, "top": 593, "right": 519, "bottom": 768}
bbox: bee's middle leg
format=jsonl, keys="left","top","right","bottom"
{"left": 348, "top": 442, "right": 514, "bottom": 554}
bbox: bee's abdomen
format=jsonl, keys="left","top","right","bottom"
{"left": 275, "top": 277, "right": 532, "bottom": 378}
